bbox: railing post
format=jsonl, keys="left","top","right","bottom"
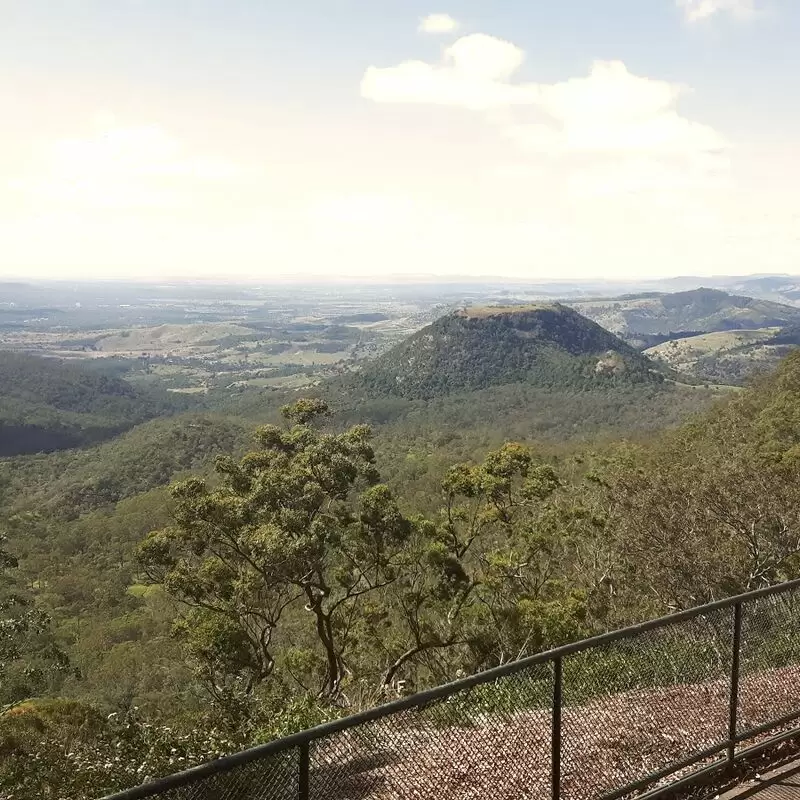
{"left": 552, "top": 656, "right": 563, "bottom": 800}
{"left": 728, "top": 602, "right": 743, "bottom": 766}
{"left": 299, "top": 742, "right": 310, "bottom": 800}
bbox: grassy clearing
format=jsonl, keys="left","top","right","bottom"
{"left": 241, "top": 374, "right": 317, "bottom": 388}
{"left": 458, "top": 304, "right": 558, "bottom": 319}
{"left": 96, "top": 323, "right": 257, "bottom": 353}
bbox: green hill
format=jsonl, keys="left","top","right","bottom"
{"left": 0, "top": 351, "right": 186, "bottom": 456}
{"left": 350, "top": 304, "right": 663, "bottom": 400}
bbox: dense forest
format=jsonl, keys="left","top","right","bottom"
{"left": 3, "top": 306, "right": 800, "bottom": 798}
{"left": 0, "top": 352, "right": 186, "bottom": 456}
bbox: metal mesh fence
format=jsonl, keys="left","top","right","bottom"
{"left": 101, "top": 579, "right": 800, "bottom": 800}
{"left": 560, "top": 607, "right": 733, "bottom": 800}
{"left": 307, "top": 661, "right": 553, "bottom": 800}
{"left": 738, "top": 583, "right": 800, "bottom": 742}
{"left": 144, "top": 750, "right": 299, "bottom": 800}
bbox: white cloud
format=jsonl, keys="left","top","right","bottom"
{"left": 363, "top": 45, "right": 727, "bottom": 161}
{"left": 359, "top": 26, "right": 738, "bottom": 250}
{"left": 418, "top": 13, "right": 459, "bottom": 34}
{"left": 677, "top": 0, "right": 760, "bottom": 23}
{"left": 447, "top": 33, "right": 523, "bottom": 80}
{"left": 508, "top": 62, "right": 727, "bottom": 158}
{"left": 537, "top": 61, "right": 681, "bottom": 126}
{"left": 361, "top": 34, "right": 539, "bottom": 110}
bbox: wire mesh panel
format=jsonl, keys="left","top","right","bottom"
{"left": 110, "top": 749, "right": 301, "bottom": 800}
{"left": 308, "top": 662, "right": 553, "bottom": 800}
{"left": 559, "top": 607, "right": 734, "bottom": 800}
{"left": 737, "top": 584, "right": 800, "bottom": 743}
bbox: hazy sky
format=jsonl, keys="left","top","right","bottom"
{"left": 1, "top": 0, "right": 798, "bottom": 281}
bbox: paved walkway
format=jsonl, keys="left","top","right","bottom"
{"left": 720, "top": 761, "right": 800, "bottom": 799}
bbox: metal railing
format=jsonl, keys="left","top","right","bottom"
{"left": 101, "top": 578, "right": 800, "bottom": 800}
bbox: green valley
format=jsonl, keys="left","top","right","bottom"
{"left": 1, "top": 278, "right": 799, "bottom": 799}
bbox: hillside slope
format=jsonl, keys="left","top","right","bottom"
{"left": 570, "top": 288, "right": 800, "bottom": 344}
{"left": 644, "top": 329, "right": 796, "bottom": 385}
{"left": 0, "top": 351, "right": 185, "bottom": 456}
{"left": 3, "top": 413, "right": 250, "bottom": 516}
{"left": 351, "top": 304, "right": 663, "bottom": 400}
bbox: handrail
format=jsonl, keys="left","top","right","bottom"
{"left": 100, "top": 576, "right": 800, "bottom": 800}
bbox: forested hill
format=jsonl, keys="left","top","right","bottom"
{"left": 0, "top": 351, "right": 186, "bottom": 456}
{"left": 350, "top": 304, "right": 664, "bottom": 400}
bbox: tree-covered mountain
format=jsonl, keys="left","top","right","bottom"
{"left": 570, "top": 288, "right": 800, "bottom": 345}
{"left": 0, "top": 351, "right": 186, "bottom": 456}
{"left": 349, "top": 304, "right": 663, "bottom": 400}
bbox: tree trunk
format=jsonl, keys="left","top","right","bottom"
{"left": 308, "top": 592, "right": 343, "bottom": 698}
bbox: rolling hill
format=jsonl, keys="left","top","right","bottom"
{"left": 350, "top": 304, "right": 664, "bottom": 400}
{"left": 570, "top": 288, "right": 800, "bottom": 346}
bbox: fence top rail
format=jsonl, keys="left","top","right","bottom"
{"left": 99, "top": 576, "right": 800, "bottom": 800}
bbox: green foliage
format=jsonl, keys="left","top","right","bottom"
{"left": 139, "top": 399, "right": 413, "bottom": 707}
{"left": 589, "top": 351, "right": 800, "bottom": 611}
{"left": 138, "top": 420, "right": 599, "bottom": 720}
{"left": 0, "top": 536, "right": 68, "bottom": 710}
{"left": 0, "top": 701, "right": 249, "bottom": 800}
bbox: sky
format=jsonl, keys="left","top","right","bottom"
{"left": 1, "top": 0, "right": 798, "bottom": 282}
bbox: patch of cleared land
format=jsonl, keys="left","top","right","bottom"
{"left": 237, "top": 374, "right": 318, "bottom": 389}
{"left": 0, "top": 320, "right": 359, "bottom": 393}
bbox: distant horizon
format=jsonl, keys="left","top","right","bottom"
{"left": 2, "top": 271, "right": 799, "bottom": 287}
